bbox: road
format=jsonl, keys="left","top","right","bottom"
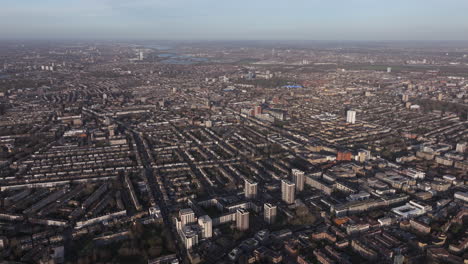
{"left": 131, "top": 130, "right": 188, "bottom": 263}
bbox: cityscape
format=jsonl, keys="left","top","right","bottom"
{"left": 0, "top": 1, "right": 468, "bottom": 264}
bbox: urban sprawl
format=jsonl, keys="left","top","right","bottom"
{"left": 0, "top": 41, "right": 467, "bottom": 264}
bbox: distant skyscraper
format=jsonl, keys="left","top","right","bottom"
{"left": 264, "top": 203, "right": 277, "bottom": 224}
{"left": 236, "top": 208, "right": 249, "bottom": 231}
{"left": 139, "top": 51, "right": 144, "bottom": 61}
{"left": 346, "top": 110, "right": 356, "bottom": 124}
{"left": 281, "top": 179, "right": 295, "bottom": 204}
{"left": 387, "top": 67, "right": 392, "bottom": 73}
{"left": 244, "top": 179, "right": 258, "bottom": 199}
{"left": 198, "top": 215, "right": 212, "bottom": 239}
{"left": 292, "top": 169, "right": 305, "bottom": 192}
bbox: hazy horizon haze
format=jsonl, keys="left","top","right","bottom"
{"left": 1, "top": 0, "right": 468, "bottom": 41}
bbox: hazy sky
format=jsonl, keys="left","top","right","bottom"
{"left": 1, "top": 0, "right": 468, "bottom": 40}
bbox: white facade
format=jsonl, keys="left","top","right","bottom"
{"left": 356, "top": 149, "right": 371, "bottom": 162}
{"left": 264, "top": 203, "right": 277, "bottom": 224}
{"left": 346, "top": 110, "right": 356, "bottom": 124}
{"left": 180, "top": 208, "right": 196, "bottom": 227}
{"left": 198, "top": 215, "right": 213, "bottom": 239}
{"left": 244, "top": 179, "right": 258, "bottom": 199}
{"left": 454, "top": 192, "right": 468, "bottom": 203}
{"left": 392, "top": 201, "right": 430, "bottom": 218}
{"left": 281, "top": 179, "right": 295, "bottom": 204}
{"left": 403, "top": 168, "right": 425, "bottom": 179}
{"left": 292, "top": 169, "right": 305, "bottom": 192}
{"left": 236, "top": 208, "right": 249, "bottom": 231}
{"left": 456, "top": 143, "right": 466, "bottom": 153}
{"left": 181, "top": 226, "right": 198, "bottom": 249}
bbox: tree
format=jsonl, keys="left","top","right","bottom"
{"left": 289, "top": 205, "right": 317, "bottom": 226}
{"left": 161, "top": 228, "right": 176, "bottom": 252}
{"left": 148, "top": 246, "right": 163, "bottom": 258}
{"left": 450, "top": 223, "right": 463, "bottom": 234}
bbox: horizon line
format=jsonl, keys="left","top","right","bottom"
{"left": 1, "top": 38, "right": 468, "bottom": 43}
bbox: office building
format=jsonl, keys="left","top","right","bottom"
{"left": 236, "top": 208, "right": 249, "bottom": 231}
{"left": 346, "top": 110, "right": 356, "bottom": 124}
{"left": 281, "top": 179, "right": 295, "bottom": 204}
{"left": 244, "top": 179, "right": 258, "bottom": 199}
{"left": 264, "top": 203, "right": 277, "bottom": 224}
{"left": 292, "top": 169, "right": 305, "bottom": 192}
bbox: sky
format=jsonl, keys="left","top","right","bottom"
{"left": 1, "top": 0, "right": 468, "bottom": 41}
